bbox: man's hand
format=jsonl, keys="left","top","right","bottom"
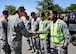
{"left": 34, "top": 31, "right": 38, "bottom": 36}
{"left": 62, "top": 44, "right": 67, "bottom": 49}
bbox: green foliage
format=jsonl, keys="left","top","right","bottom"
{"left": 66, "top": 4, "right": 76, "bottom": 11}
{"left": 5, "top": 5, "right": 16, "bottom": 15}
{"left": 54, "top": 4, "right": 62, "bottom": 12}
{"left": 36, "top": 0, "right": 62, "bottom": 18}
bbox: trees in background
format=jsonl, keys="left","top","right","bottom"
{"left": 36, "top": 0, "right": 53, "bottom": 18}
{"left": 66, "top": 4, "right": 76, "bottom": 11}
{"left": 5, "top": 5, "right": 16, "bottom": 15}
{"left": 4, "top": 1, "right": 76, "bottom": 16}
{"left": 36, "top": 0, "right": 62, "bottom": 18}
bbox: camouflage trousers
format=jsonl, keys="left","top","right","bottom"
{"left": 50, "top": 42, "right": 68, "bottom": 54}
{"left": 0, "top": 40, "right": 22, "bottom": 54}
{"left": 39, "top": 38, "right": 48, "bottom": 54}
{"left": 9, "top": 40, "right": 22, "bottom": 54}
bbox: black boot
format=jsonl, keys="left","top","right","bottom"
{"left": 27, "top": 46, "right": 32, "bottom": 51}
{"left": 32, "top": 49, "right": 36, "bottom": 53}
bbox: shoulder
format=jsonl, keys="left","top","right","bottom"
{"left": 59, "top": 19, "right": 67, "bottom": 25}
{"left": 8, "top": 15, "right": 17, "bottom": 25}
{"left": 36, "top": 17, "right": 40, "bottom": 22}
{"left": 44, "top": 20, "right": 51, "bottom": 25}
{"left": 37, "top": 17, "right": 40, "bottom": 20}
{"left": 59, "top": 19, "right": 68, "bottom": 28}
{"left": 39, "top": 20, "right": 42, "bottom": 23}
{"left": 0, "top": 18, "right": 5, "bottom": 23}
{"left": 9, "top": 14, "right": 18, "bottom": 21}
{"left": 9, "top": 15, "right": 14, "bottom": 20}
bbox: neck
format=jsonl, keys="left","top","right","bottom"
{"left": 17, "top": 13, "right": 22, "bottom": 18}
{"left": 42, "top": 19, "right": 44, "bottom": 21}
{"left": 19, "top": 15, "right": 22, "bottom": 18}
{"left": 53, "top": 18, "right": 57, "bottom": 23}
{"left": 5, "top": 17, "right": 8, "bottom": 19}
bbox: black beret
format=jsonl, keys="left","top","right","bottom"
{"left": 18, "top": 6, "right": 26, "bottom": 11}
{"left": 2, "top": 10, "right": 8, "bottom": 15}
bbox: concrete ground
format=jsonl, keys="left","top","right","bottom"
{"left": 0, "top": 36, "right": 76, "bottom": 54}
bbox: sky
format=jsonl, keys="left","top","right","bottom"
{"left": 0, "top": 0, "right": 76, "bottom": 15}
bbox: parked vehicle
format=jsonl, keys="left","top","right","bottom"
{"left": 59, "top": 11, "right": 76, "bottom": 46}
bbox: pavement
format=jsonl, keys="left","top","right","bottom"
{"left": 0, "top": 36, "right": 76, "bottom": 54}
{"left": 22, "top": 36, "right": 76, "bottom": 54}
{"left": 22, "top": 36, "right": 36, "bottom": 54}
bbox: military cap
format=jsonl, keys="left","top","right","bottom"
{"left": 2, "top": 10, "right": 8, "bottom": 15}
{"left": 16, "top": 6, "right": 26, "bottom": 11}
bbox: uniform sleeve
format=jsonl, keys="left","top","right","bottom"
{"left": 17, "top": 21, "right": 34, "bottom": 37}
{"left": 46, "top": 20, "right": 51, "bottom": 25}
{"left": 0, "top": 20, "right": 6, "bottom": 48}
{"left": 0, "top": 20, "right": 6, "bottom": 41}
{"left": 61, "top": 21, "right": 71, "bottom": 46}
{"left": 37, "top": 23, "right": 51, "bottom": 34}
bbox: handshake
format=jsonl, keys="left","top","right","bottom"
{"left": 33, "top": 31, "right": 39, "bottom": 36}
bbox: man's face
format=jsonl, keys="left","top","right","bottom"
{"left": 3, "top": 14, "right": 8, "bottom": 19}
{"left": 40, "top": 16, "right": 44, "bottom": 21}
{"left": 49, "top": 13, "right": 56, "bottom": 20}
{"left": 31, "top": 14, "right": 36, "bottom": 18}
{"left": 18, "top": 10, "right": 25, "bottom": 17}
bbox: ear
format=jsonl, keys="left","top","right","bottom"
{"left": 54, "top": 14, "right": 57, "bottom": 17}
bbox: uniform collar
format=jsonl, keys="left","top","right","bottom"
{"left": 52, "top": 19, "right": 60, "bottom": 24}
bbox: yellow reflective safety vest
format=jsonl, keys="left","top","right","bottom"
{"left": 50, "top": 19, "right": 64, "bottom": 44}
{"left": 39, "top": 20, "right": 48, "bottom": 39}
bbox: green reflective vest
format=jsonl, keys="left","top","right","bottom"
{"left": 50, "top": 19, "right": 64, "bottom": 44}
{"left": 39, "top": 20, "right": 48, "bottom": 39}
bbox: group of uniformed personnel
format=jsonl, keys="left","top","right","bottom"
{"left": 0, "top": 6, "right": 71, "bottom": 54}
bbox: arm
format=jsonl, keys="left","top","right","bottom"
{"left": 37, "top": 23, "right": 51, "bottom": 34}
{"left": 0, "top": 21, "right": 6, "bottom": 40}
{"left": 61, "top": 21, "right": 71, "bottom": 46}
{"left": 17, "top": 21, "right": 34, "bottom": 37}
{"left": 0, "top": 20, "right": 6, "bottom": 49}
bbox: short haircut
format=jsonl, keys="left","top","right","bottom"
{"left": 50, "top": 10, "right": 58, "bottom": 15}
{"left": 40, "top": 12, "right": 45, "bottom": 17}
{"left": 31, "top": 12, "right": 36, "bottom": 16}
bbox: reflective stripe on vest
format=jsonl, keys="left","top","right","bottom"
{"left": 39, "top": 20, "right": 47, "bottom": 39}
{"left": 50, "top": 19, "right": 64, "bottom": 44}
